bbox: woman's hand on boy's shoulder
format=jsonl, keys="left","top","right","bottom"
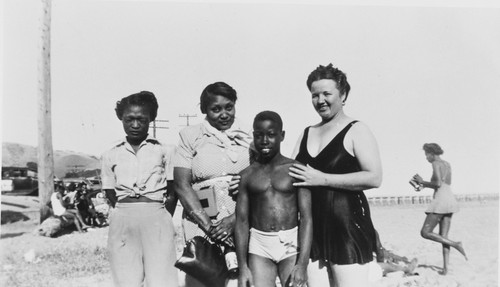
{"left": 228, "top": 174, "right": 241, "bottom": 198}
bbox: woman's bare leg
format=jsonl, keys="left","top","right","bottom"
{"left": 64, "top": 212, "right": 83, "bottom": 232}
{"left": 331, "top": 263, "right": 370, "bottom": 287}
{"left": 307, "top": 260, "right": 332, "bottom": 287}
{"left": 439, "top": 215, "right": 451, "bottom": 274}
{"left": 421, "top": 213, "right": 467, "bottom": 260}
{"left": 67, "top": 209, "right": 90, "bottom": 229}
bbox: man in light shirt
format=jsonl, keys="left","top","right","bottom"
{"left": 101, "top": 91, "right": 178, "bottom": 287}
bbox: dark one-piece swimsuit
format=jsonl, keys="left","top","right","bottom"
{"left": 295, "top": 120, "right": 376, "bottom": 265}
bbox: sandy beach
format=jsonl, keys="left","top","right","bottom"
{"left": 370, "top": 200, "right": 498, "bottom": 287}
{"left": 1, "top": 196, "right": 498, "bottom": 286}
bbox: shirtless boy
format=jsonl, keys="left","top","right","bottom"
{"left": 235, "top": 111, "right": 312, "bottom": 287}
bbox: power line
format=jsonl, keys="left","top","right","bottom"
{"left": 150, "top": 119, "right": 169, "bottom": 138}
{"left": 179, "top": 114, "right": 197, "bottom": 126}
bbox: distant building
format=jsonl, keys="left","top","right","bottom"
{"left": 1, "top": 166, "right": 39, "bottom": 195}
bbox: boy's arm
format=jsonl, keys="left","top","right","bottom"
{"left": 291, "top": 186, "right": 313, "bottom": 286}
{"left": 296, "top": 186, "right": 312, "bottom": 266}
{"left": 235, "top": 172, "right": 254, "bottom": 287}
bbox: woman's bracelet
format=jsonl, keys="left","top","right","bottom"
{"left": 189, "top": 208, "right": 206, "bottom": 218}
{"left": 189, "top": 208, "right": 212, "bottom": 231}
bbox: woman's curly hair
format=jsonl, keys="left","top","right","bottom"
{"left": 115, "top": 91, "right": 158, "bottom": 121}
{"left": 423, "top": 143, "right": 444, "bottom": 155}
{"left": 306, "top": 63, "right": 351, "bottom": 100}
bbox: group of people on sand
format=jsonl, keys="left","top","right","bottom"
{"left": 50, "top": 180, "right": 108, "bottom": 233}
{"left": 51, "top": 182, "right": 86, "bottom": 232}
{"left": 99, "top": 63, "right": 466, "bottom": 287}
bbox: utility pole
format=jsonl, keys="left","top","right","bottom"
{"left": 149, "top": 119, "right": 169, "bottom": 138}
{"left": 37, "top": 0, "right": 54, "bottom": 223}
{"left": 179, "top": 114, "right": 197, "bottom": 126}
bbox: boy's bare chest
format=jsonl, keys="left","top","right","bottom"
{"left": 248, "top": 167, "right": 294, "bottom": 194}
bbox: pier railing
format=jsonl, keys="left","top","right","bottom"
{"left": 368, "top": 193, "right": 498, "bottom": 206}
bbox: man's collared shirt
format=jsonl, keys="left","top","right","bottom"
{"left": 101, "top": 136, "right": 175, "bottom": 202}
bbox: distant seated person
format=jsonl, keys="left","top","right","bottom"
{"left": 369, "top": 230, "right": 418, "bottom": 282}
{"left": 375, "top": 246, "right": 418, "bottom": 277}
{"left": 76, "top": 182, "right": 99, "bottom": 226}
{"left": 64, "top": 182, "right": 79, "bottom": 208}
{"left": 76, "top": 182, "right": 87, "bottom": 193}
{"left": 51, "top": 183, "right": 90, "bottom": 232}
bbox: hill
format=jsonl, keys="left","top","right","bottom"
{"left": 2, "top": 142, "right": 100, "bottom": 178}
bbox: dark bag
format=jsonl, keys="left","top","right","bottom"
{"left": 175, "top": 236, "right": 228, "bottom": 287}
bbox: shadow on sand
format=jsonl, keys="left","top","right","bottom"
{"left": 418, "top": 264, "right": 443, "bottom": 273}
{"left": 1, "top": 232, "right": 26, "bottom": 239}
{"left": 1, "top": 210, "right": 30, "bottom": 224}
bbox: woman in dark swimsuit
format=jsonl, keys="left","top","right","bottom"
{"left": 289, "top": 64, "right": 382, "bottom": 287}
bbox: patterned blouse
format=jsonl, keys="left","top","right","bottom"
{"left": 173, "top": 119, "right": 252, "bottom": 183}
{"left": 174, "top": 119, "right": 253, "bottom": 240}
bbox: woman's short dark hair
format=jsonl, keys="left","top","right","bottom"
{"left": 200, "top": 82, "right": 237, "bottom": 114}
{"left": 115, "top": 91, "right": 159, "bottom": 121}
{"left": 306, "top": 63, "right": 351, "bottom": 100}
{"left": 423, "top": 143, "right": 444, "bottom": 155}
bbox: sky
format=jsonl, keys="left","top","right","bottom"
{"left": 2, "top": 0, "right": 500, "bottom": 196}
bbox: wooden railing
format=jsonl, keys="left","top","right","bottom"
{"left": 368, "top": 193, "right": 498, "bottom": 206}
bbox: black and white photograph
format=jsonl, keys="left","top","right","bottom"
{"left": 2, "top": 0, "right": 499, "bottom": 286}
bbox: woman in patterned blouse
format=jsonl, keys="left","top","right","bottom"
{"left": 173, "top": 82, "right": 253, "bottom": 287}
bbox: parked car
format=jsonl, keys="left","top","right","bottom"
{"left": 86, "top": 176, "right": 102, "bottom": 192}
{"left": 62, "top": 177, "right": 102, "bottom": 192}
{"left": 1, "top": 167, "right": 38, "bottom": 196}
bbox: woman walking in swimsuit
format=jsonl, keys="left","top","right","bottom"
{"left": 413, "top": 143, "right": 467, "bottom": 275}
